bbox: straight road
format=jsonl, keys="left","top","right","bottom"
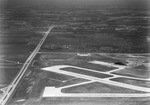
{"left": 0, "top": 25, "right": 55, "bottom": 105}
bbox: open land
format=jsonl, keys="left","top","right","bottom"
{"left": 0, "top": 0, "right": 150, "bottom": 105}
{"left": 3, "top": 53, "right": 150, "bottom": 105}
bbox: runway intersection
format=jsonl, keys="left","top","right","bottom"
{"left": 6, "top": 53, "right": 150, "bottom": 105}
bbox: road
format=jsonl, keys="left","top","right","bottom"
{"left": 0, "top": 25, "right": 56, "bottom": 105}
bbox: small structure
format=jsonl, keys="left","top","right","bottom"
{"left": 77, "top": 53, "right": 91, "bottom": 56}
{"left": 114, "top": 62, "right": 127, "bottom": 66}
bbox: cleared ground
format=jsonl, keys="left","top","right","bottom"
{"left": 6, "top": 53, "right": 150, "bottom": 105}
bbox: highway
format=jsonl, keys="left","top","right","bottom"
{"left": 0, "top": 25, "right": 56, "bottom": 105}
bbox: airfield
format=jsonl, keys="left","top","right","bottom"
{"left": 5, "top": 52, "right": 150, "bottom": 105}
{"left": 0, "top": 1, "right": 150, "bottom": 105}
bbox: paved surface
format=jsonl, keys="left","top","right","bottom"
{"left": 42, "top": 62, "right": 150, "bottom": 97}
{"left": 0, "top": 25, "right": 55, "bottom": 105}
{"left": 3, "top": 52, "right": 150, "bottom": 105}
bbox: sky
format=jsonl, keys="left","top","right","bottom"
{"left": 1, "top": 0, "right": 149, "bottom": 6}
{"left": 28, "top": 0, "right": 149, "bottom": 6}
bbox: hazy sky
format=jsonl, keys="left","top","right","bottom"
{"left": 2, "top": 0, "right": 149, "bottom": 5}
{"left": 1, "top": 0, "right": 149, "bottom": 8}
{"left": 29, "top": 0, "right": 148, "bottom": 5}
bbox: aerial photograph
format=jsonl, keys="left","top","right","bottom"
{"left": 0, "top": 0, "right": 150, "bottom": 105}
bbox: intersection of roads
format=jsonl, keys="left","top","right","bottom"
{"left": 0, "top": 25, "right": 56, "bottom": 105}
{"left": 0, "top": 25, "right": 150, "bottom": 105}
